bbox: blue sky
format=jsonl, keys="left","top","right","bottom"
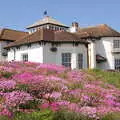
{"left": 0, "top": 0, "right": 120, "bottom": 31}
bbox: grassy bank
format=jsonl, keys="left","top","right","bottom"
{"left": 86, "top": 69, "right": 120, "bottom": 89}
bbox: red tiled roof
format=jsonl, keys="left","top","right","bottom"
{"left": 5, "top": 29, "right": 87, "bottom": 48}
{"left": 77, "top": 24, "right": 120, "bottom": 38}
{"left": 0, "top": 28, "right": 28, "bottom": 41}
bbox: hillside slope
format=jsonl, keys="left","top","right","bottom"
{"left": 0, "top": 62, "right": 119, "bottom": 120}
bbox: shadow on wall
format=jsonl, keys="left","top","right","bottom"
{"left": 96, "top": 38, "right": 111, "bottom": 70}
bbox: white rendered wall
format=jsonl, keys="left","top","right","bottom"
{"left": 8, "top": 49, "right": 14, "bottom": 61}
{"left": 69, "top": 27, "right": 77, "bottom": 33}
{"left": 88, "top": 41, "right": 96, "bottom": 69}
{"left": 8, "top": 43, "right": 43, "bottom": 63}
{"left": 95, "top": 37, "right": 120, "bottom": 70}
{"left": 0, "top": 41, "right": 10, "bottom": 61}
{"left": 8, "top": 42, "right": 87, "bottom": 69}
{"left": 43, "top": 43, "right": 88, "bottom": 69}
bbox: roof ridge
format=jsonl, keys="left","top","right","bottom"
{"left": 0, "top": 29, "right": 5, "bottom": 39}
{"left": 2, "top": 28, "right": 28, "bottom": 33}
{"left": 26, "top": 16, "right": 69, "bottom": 29}
{"left": 80, "top": 24, "right": 107, "bottom": 30}
{"left": 77, "top": 24, "right": 120, "bottom": 38}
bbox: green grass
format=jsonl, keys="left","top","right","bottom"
{"left": 86, "top": 69, "right": 120, "bottom": 89}
{"left": 0, "top": 110, "right": 53, "bottom": 120}
{"left": 52, "top": 111, "right": 93, "bottom": 120}
{"left": 102, "top": 112, "right": 120, "bottom": 120}
{"left": 0, "top": 110, "right": 120, "bottom": 120}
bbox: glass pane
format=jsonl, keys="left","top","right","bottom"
{"left": 115, "top": 59, "right": 120, "bottom": 70}
{"left": 78, "top": 54, "right": 83, "bottom": 69}
{"left": 62, "top": 53, "right": 71, "bottom": 68}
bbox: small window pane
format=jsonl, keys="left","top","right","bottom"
{"left": 62, "top": 53, "right": 71, "bottom": 68}
{"left": 115, "top": 59, "right": 120, "bottom": 70}
{"left": 113, "top": 40, "right": 120, "bottom": 48}
{"left": 78, "top": 53, "right": 83, "bottom": 69}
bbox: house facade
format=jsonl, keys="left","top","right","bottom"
{"left": 0, "top": 29, "right": 28, "bottom": 61}
{"left": 6, "top": 29, "right": 88, "bottom": 69}
{"left": 76, "top": 24, "right": 120, "bottom": 70}
{"left": 3, "top": 16, "right": 120, "bottom": 70}
{"left": 95, "top": 37, "right": 120, "bottom": 70}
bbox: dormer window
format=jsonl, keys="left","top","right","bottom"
{"left": 113, "top": 40, "right": 120, "bottom": 48}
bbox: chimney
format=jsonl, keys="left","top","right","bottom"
{"left": 72, "top": 22, "right": 79, "bottom": 28}
{"left": 69, "top": 22, "right": 79, "bottom": 33}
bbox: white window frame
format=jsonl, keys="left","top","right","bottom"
{"left": 113, "top": 40, "right": 120, "bottom": 48}
{"left": 62, "top": 53, "right": 71, "bottom": 68}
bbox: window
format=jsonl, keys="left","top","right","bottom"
{"left": 49, "top": 25, "right": 52, "bottom": 30}
{"left": 62, "top": 53, "right": 71, "bottom": 67}
{"left": 22, "top": 53, "right": 28, "bottom": 62}
{"left": 115, "top": 59, "right": 120, "bottom": 70}
{"left": 113, "top": 40, "right": 120, "bottom": 48}
{"left": 78, "top": 53, "right": 83, "bottom": 69}
{"left": 55, "top": 27, "right": 57, "bottom": 30}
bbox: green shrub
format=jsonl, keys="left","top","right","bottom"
{"left": 86, "top": 69, "right": 120, "bottom": 89}
{"left": 0, "top": 116, "right": 8, "bottom": 120}
{"left": 19, "top": 100, "right": 40, "bottom": 109}
{"left": 0, "top": 110, "right": 53, "bottom": 120}
{"left": 53, "top": 110, "right": 93, "bottom": 120}
{"left": 102, "top": 112, "right": 120, "bottom": 120}
{"left": 14, "top": 110, "right": 53, "bottom": 120}
{"left": 16, "top": 84, "right": 29, "bottom": 91}
{"left": 1, "top": 72, "right": 13, "bottom": 78}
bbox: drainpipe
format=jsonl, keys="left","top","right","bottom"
{"left": 13, "top": 48, "right": 16, "bottom": 61}
{"left": 85, "top": 43, "right": 89, "bottom": 69}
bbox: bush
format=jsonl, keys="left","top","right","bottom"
{"left": 102, "top": 113, "right": 120, "bottom": 120}
{"left": 0, "top": 110, "right": 53, "bottom": 120}
{"left": 53, "top": 110, "right": 93, "bottom": 120}
{"left": 86, "top": 69, "right": 120, "bottom": 89}
{"left": 0, "top": 62, "right": 119, "bottom": 120}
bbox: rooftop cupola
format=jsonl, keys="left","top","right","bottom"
{"left": 26, "top": 15, "right": 69, "bottom": 33}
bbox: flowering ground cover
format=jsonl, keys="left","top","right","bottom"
{"left": 0, "top": 62, "right": 119, "bottom": 120}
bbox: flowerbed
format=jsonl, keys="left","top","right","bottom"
{"left": 0, "top": 62, "right": 119, "bottom": 120}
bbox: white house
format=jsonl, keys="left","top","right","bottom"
{"left": 76, "top": 24, "right": 120, "bottom": 70}
{"left": 0, "top": 29, "right": 28, "bottom": 61}
{"left": 6, "top": 29, "right": 88, "bottom": 69}
{"left": 3, "top": 15, "right": 120, "bottom": 70}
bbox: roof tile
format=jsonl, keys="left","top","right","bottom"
{"left": 0, "top": 28, "right": 28, "bottom": 41}
{"left": 77, "top": 24, "right": 120, "bottom": 38}
{"left": 5, "top": 29, "right": 87, "bottom": 48}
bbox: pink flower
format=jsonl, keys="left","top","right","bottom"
{"left": 4, "top": 91, "right": 33, "bottom": 108}
{"left": 0, "top": 80, "right": 16, "bottom": 90}
{"left": 41, "top": 103, "right": 49, "bottom": 109}
{"left": 50, "top": 102, "right": 59, "bottom": 111}
{"left": 0, "top": 108, "right": 12, "bottom": 117}
{"left": 50, "top": 92, "right": 62, "bottom": 99}
{"left": 80, "top": 106, "right": 97, "bottom": 118}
